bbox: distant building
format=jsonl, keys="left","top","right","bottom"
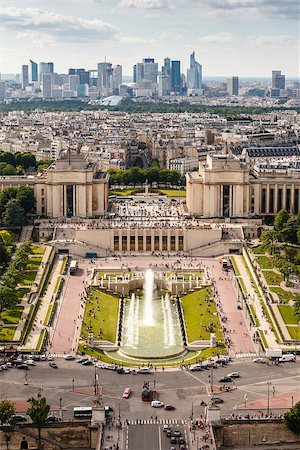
{"left": 227, "top": 76, "right": 239, "bottom": 96}
{"left": 29, "top": 60, "right": 38, "bottom": 83}
{"left": 272, "top": 70, "right": 285, "bottom": 90}
{"left": 171, "top": 60, "right": 181, "bottom": 94}
{"left": 39, "top": 62, "right": 54, "bottom": 81}
{"left": 69, "top": 74, "right": 80, "bottom": 92}
{"left": 69, "top": 68, "right": 90, "bottom": 85}
{"left": 97, "top": 62, "right": 113, "bottom": 89}
{"left": 187, "top": 51, "right": 202, "bottom": 95}
{"left": 0, "top": 81, "right": 5, "bottom": 100}
{"left": 112, "top": 65, "right": 122, "bottom": 92}
{"left": 21, "top": 65, "right": 29, "bottom": 90}
{"left": 42, "top": 74, "right": 52, "bottom": 99}
{"left": 158, "top": 75, "right": 170, "bottom": 96}
{"left": 142, "top": 58, "right": 158, "bottom": 84}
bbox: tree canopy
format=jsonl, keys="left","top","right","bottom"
{"left": 284, "top": 401, "right": 300, "bottom": 435}
{"left": 27, "top": 394, "right": 50, "bottom": 449}
{"left": 0, "top": 399, "right": 15, "bottom": 425}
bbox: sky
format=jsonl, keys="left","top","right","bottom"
{"left": 0, "top": 0, "right": 299, "bottom": 77}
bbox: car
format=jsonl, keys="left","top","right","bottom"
{"left": 95, "top": 362, "right": 106, "bottom": 369}
{"left": 253, "top": 358, "right": 266, "bottom": 364}
{"left": 166, "top": 429, "right": 172, "bottom": 437}
{"left": 26, "top": 360, "right": 36, "bottom": 366}
{"left": 137, "top": 368, "right": 151, "bottom": 374}
{"left": 47, "top": 355, "right": 53, "bottom": 361}
{"left": 77, "top": 358, "right": 88, "bottom": 364}
{"left": 218, "top": 376, "right": 232, "bottom": 383}
{"left": 170, "top": 447, "right": 176, "bottom": 450}
{"left": 165, "top": 405, "right": 176, "bottom": 411}
{"left": 124, "top": 368, "right": 132, "bottom": 374}
{"left": 163, "top": 425, "right": 170, "bottom": 432}
{"left": 82, "top": 360, "right": 93, "bottom": 366}
{"left": 1, "top": 364, "right": 8, "bottom": 370}
{"left": 173, "top": 430, "right": 182, "bottom": 437}
{"left": 170, "top": 437, "right": 177, "bottom": 444}
{"left": 189, "top": 364, "right": 202, "bottom": 372}
{"left": 117, "top": 367, "right": 125, "bottom": 374}
{"left": 5, "top": 362, "right": 12, "bottom": 368}
{"left": 151, "top": 400, "right": 164, "bottom": 408}
{"left": 227, "top": 372, "right": 239, "bottom": 378}
{"left": 49, "top": 362, "right": 58, "bottom": 369}
{"left": 11, "top": 414, "right": 28, "bottom": 423}
{"left": 122, "top": 388, "right": 131, "bottom": 399}
{"left": 211, "top": 396, "right": 224, "bottom": 404}
{"left": 17, "top": 364, "right": 29, "bottom": 370}
{"left": 64, "top": 354, "right": 75, "bottom": 360}
{"left": 40, "top": 355, "right": 47, "bottom": 361}
{"left": 46, "top": 415, "right": 61, "bottom": 423}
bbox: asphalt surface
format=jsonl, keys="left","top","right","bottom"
{"left": 126, "top": 422, "right": 187, "bottom": 450}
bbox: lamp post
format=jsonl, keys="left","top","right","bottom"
{"left": 72, "top": 379, "right": 75, "bottom": 391}
{"left": 267, "top": 382, "right": 272, "bottom": 416}
{"left": 292, "top": 396, "right": 294, "bottom": 408}
{"left": 59, "top": 397, "right": 63, "bottom": 421}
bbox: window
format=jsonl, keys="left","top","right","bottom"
{"left": 130, "top": 235, "right": 135, "bottom": 251}
{"left": 114, "top": 235, "right": 119, "bottom": 251}
{"left": 179, "top": 235, "right": 184, "bottom": 251}
{"left": 170, "top": 235, "right": 176, "bottom": 251}
{"left": 122, "top": 235, "right": 127, "bottom": 251}
{"left": 286, "top": 188, "right": 291, "bottom": 212}
{"left": 278, "top": 188, "right": 282, "bottom": 211}
{"left": 154, "top": 235, "right": 159, "bottom": 250}
{"left": 162, "top": 235, "right": 168, "bottom": 251}
{"left": 269, "top": 188, "right": 274, "bottom": 213}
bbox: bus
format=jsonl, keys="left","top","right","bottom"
{"left": 222, "top": 258, "right": 229, "bottom": 270}
{"left": 69, "top": 260, "right": 78, "bottom": 275}
{"left": 73, "top": 407, "right": 92, "bottom": 419}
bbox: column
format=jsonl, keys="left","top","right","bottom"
{"left": 229, "top": 185, "right": 233, "bottom": 217}
{"left": 127, "top": 230, "right": 130, "bottom": 252}
{"left": 167, "top": 231, "right": 171, "bottom": 252}
{"left": 118, "top": 230, "right": 122, "bottom": 252}
{"left": 143, "top": 230, "right": 147, "bottom": 252}
{"left": 135, "top": 230, "right": 139, "bottom": 252}
{"left": 151, "top": 230, "right": 155, "bottom": 252}
{"left": 159, "top": 230, "right": 163, "bottom": 252}
{"left": 274, "top": 184, "right": 278, "bottom": 213}
{"left": 175, "top": 232, "right": 179, "bottom": 252}
{"left": 291, "top": 185, "right": 295, "bottom": 214}
{"left": 266, "top": 184, "right": 270, "bottom": 214}
{"left": 283, "top": 184, "right": 287, "bottom": 210}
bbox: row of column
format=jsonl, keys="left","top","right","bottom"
{"left": 48, "top": 184, "right": 93, "bottom": 218}
{"left": 113, "top": 230, "right": 184, "bottom": 252}
{"left": 259, "top": 184, "right": 300, "bottom": 215}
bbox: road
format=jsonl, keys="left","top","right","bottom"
{"left": 126, "top": 422, "right": 187, "bottom": 450}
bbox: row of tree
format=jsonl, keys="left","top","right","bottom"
{"left": 0, "top": 151, "right": 53, "bottom": 175}
{"left": 0, "top": 186, "right": 35, "bottom": 227}
{"left": 0, "top": 240, "right": 31, "bottom": 311}
{"left": 108, "top": 166, "right": 182, "bottom": 186}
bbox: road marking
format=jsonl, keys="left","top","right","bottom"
{"left": 158, "top": 424, "right": 162, "bottom": 450}
{"left": 185, "top": 371, "right": 208, "bottom": 386}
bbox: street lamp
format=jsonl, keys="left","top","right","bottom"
{"left": 267, "top": 382, "right": 272, "bottom": 416}
{"left": 72, "top": 379, "right": 75, "bottom": 391}
{"left": 59, "top": 397, "right": 63, "bottom": 421}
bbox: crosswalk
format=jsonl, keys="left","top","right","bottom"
{"left": 235, "top": 352, "right": 258, "bottom": 358}
{"left": 125, "top": 419, "right": 188, "bottom": 426}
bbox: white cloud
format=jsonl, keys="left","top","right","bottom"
{"left": 198, "top": 32, "right": 235, "bottom": 44}
{"left": 207, "top": 0, "right": 299, "bottom": 20}
{"left": 247, "top": 35, "right": 299, "bottom": 47}
{"left": 120, "top": 36, "right": 157, "bottom": 44}
{"left": 0, "top": 7, "right": 117, "bottom": 42}
{"left": 119, "top": 0, "right": 171, "bottom": 9}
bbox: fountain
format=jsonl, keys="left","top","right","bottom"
{"left": 143, "top": 268, "right": 155, "bottom": 326}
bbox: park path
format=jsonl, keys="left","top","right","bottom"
{"left": 22, "top": 257, "right": 64, "bottom": 350}
{"left": 204, "top": 259, "right": 257, "bottom": 357}
{"left": 50, "top": 261, "right": 89, "bottom": 355}
{"left": 19, "top": 225, "right": 33, "bottom": 243}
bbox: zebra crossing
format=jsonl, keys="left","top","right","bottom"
{"left": 125, "top": 418, "right": 188, "bottom": 426}
{"left": 235, "top": 352, "right": 258, "bottom": 358}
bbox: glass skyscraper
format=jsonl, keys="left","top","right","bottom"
{"left": 29, "top": 60, "right": 38, "bottom": 83}
{"left": 187, "top": 51, "right": 202, "bottom": 95}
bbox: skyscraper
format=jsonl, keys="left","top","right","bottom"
{"left": 142, "top": 58, "right": 158, "bottom": 84}
{"left": 29, "top": 60, "right": 38, "bottom": 83}
{"left": 97, "top": 62, "right": 113, "bottom": 89}
{"left": 42, "top": 73, "right": 52, "bottom": 98}
{"left": 21, "top": 65, "right": 29, "bottom": 90}
{"left": 227, "top": 76, "right": 239, "bottom": 96}
{"left": 171, "top": 60, "right": 181, "bottom": 94}
{"left": 158, "top": 75, "right": 170, "bottom": 96}
{"left": 69, "top": 74, "right": 80, "bottom": 91}
{"left": 162, "top": 58, "right": 171, "bottom": 76}
{"left": 272, "top": 70, "right": 285, "bottom": 90}
{"left": 112, "top": 65, "right": 122, "bottom": 91}
{"left": 69, "top": 68, "right": 89, "bottom": 85}
{"left": 39, "top": 62, "right": 54, "bottom": 81}
{"left": 187, "top": 51, "right": 202, "bottom": 95}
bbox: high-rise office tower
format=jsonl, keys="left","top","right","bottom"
{"left": 69, "top": 74, "right": 80, "bottom": 91}
{"left": 39, "top": 62, "right": 54, "bottom": 81}
{"left": 142, "top": 58, "right": 158, "bottom": 84}
{"left": 21, "top": 65, "right": 29, "bottom": 89}
{"left": 187, "top": 51, "right": 202, "bottom": 95}
{"left": 171, "top": 60, "right": 181, "bottom": 94}
{"left": 162, "top": 58, "right": 171, "bottom": 76}
{"left": 69, "top": 68, "right": 89, "bottom": 85}
{"left": 42, "top": 73, "right": 52, "bottom": 98}
{"left": 112, "top": 65, "right": 122, "bottom": 91}
{"left": 158, "top": 75, "right": 170, "bottom": 96}
{"left": 29, "top": 60, "right": 38, "bottom": 83}
{"left": 97, "top": 62, "right": 113, "bottom": 88}
{"left": 227, "top": 76, "right": 239, "bottom": 96}
{"left": 272, "top": 70, "right": 285, "bottom": 90}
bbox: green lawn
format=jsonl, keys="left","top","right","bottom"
{"left": 18, "top": 270, "right": 38, "bottom": 286}
{"left": 256, "top": 255, "right": 274, "bottom": 270}
{"left": 26, "top": 256, "right": 42, "bottom": 270}
{"left": 252, "top": 245, "right": 267, "bottom": 255}
{"left": 262, "top": 270, "right": 284, "bottom": 286}
{"left": 278, "top": 305, "right": 299, "bottom": 325}
{"left": 157, "top": 189, "right": 186, "bottom": 197}
{"left": 30, "top": 246, "right": 45, "bottom": 255}
{"left": 230, "top": 257, "right": 240, "bottom": 276}
{"left": 0, "top": 327, "right": 16, "bottom": 341}
{"left": 181, "top": 288, "right": 223, "bottom": 342}
{"left": 109, "top": 188, "right": 138, "bottom": 197}
{"left": 81, "top": 288, "right": 119, "bottom": 343}
{"left": 270, "top": 287, "right": 295, "bottom": 303}
{"left": 287, "top": 326, "right": 300, "bottom": 340}
{"left": 0, "top": 306, "right": 23, "bottom": 324}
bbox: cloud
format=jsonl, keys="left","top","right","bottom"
{"left": 120, "top": 36, "right": 157, "bottom": 44}
{"left": 0, "top": 6, "right": 117, "bottom": 42}
{"left": 206, "top": 0, "right": 299, "bottom": 20}
{"left": 119, "top": 0, "right": 171, "bottom": 9}
{"left": 198, "top": 32, "right": 235, "bottom": 44}
{"left": 247, "top": 35, "right": 299, "bottom": 47}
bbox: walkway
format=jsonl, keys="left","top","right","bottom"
{"left": 19, "top": 225, "right": 33, "bottom": 243}
{"left": 22, "top": 256, "right": 64, "bottom": 351}
{"left": 50, "top": 261, "right": 89, "bottom": 355}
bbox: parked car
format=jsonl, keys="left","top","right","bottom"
{"left": 26, "top": 360, "right": 36, "bottom": 366}
{"left": 77, "top": 358, "right": 88, "bottom": 364}
{"left": 124, "top": 368, "right": 132, "bottom": 374}
{"left": 227, "top": 372, "right": 239, "bottom": 378}
{"left": 211, "top": 396, "right": 224, "bottom": 404}
{"left": 64, "top": 354, "right": 75, "bottom": 360}
{"left": 49, "top": 362, "right": 58, "bottom": 369}
{"left": 17, "top": 364, "right": 29, "bottom": 370}
{"left": 122, "top": 388, "right": 131, "bottom": 399}
{"left": 253, "top": 358, "right": 266, "bottom": 364}
{"left": 11, "top": 414, "right": 28, "bottom": 423}
{"left": 82, "top": 360, "right": 93, "bottom": 366}
{"left": 189, "top": 364, "right": 202, "bottom": 372}
{"left": 218, "top": 376, "right": 232, "bottom": 383}
{"left": 137, "top": 368, "right": 151, "bottom": 374}
{"left": 165, "top": 405, "right": 176, "bottom": 411}
{"left": 151, "top": 400, "right": 164, "bottom": 408}
{"left": 117, "top": 367, "right": 125, "bottom": 374}
{"left": 46, "top": 415, "right": 61, "bottom": 423}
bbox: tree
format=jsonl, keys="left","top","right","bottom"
{"left": 293, "top": 294, "right": 300, "bottom": 319}
{"left": 0, "top": 285, "right": 18, "bottom": 311}
{"left": 0, "top": 237, "right": 9, "bottom": 265}
{"left": 282, "top": 218, "right": 297, "bottom": 244}
{"left": 2, "top": 199, "right": 25, "bottom": 228}
{"left": 0, "top": 399, "right": 15, "bottom": 425}
{"left": 284, "top": 401, "right": 300, "bottom": 435}
{"left": 274, "top": 209, "right": 289, "bottom": 231}
{"left": 27, "top": 394, "right": 50, "bottom": 450}
{"left": 16, "top": 186, "right": 36, "bottom": 214}
{"left": 2, "top": 164, "right": 17, "bottom": 175}
{"left": 0, "top": 230, "right": 13, "bottom": 245}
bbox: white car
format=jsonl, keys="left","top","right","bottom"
{"left": 64, "top": 354, "right": 75, "bottom": 360}
{"left": 227, "top": 372, "right": 239, "bottom": 378}
{"left": 151, "top": 400, "right": 164, "bottom": 408}
{"left": 253, "top": 358, "right": 266, "bottom": 364}
{"left": 26, "top": 360, "right": 36, "bottom": 366}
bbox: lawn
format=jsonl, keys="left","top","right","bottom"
{"left": 0, "top": 327, "right": 16, "bottom": 341}
{"left": 262, "top": 270, "right": 284, "bottom": 286}
{"left": 156, "top": 189, "right": 186, "bottom": 197}
{"left": 252, "top": 245, "right": 267, "bottom": 255}
{"left": 0, "top": 306, "right": 23, "bottom": 324}
{"left": 26, "top": 256, "right": 42, "bottom": 270}
{"left": 287, "top": 326, "right": 300, "bottom": 340}
{"left": 81, "top": 288, "right": 119, "bottom": 343}
{"left": 270, "top": 287, "right": 295, "bottom": 303}
{"left": 30, "top": 246, "right": 45, "bottom": 255}
{"left": 230, "top": 256, "right": 240, "bottom": 276}
{"left": 18, "top": 270, "right": 38, "bottom": 286}
{"left": 256, "top": 255, "right": 274, "bottom": 270}
{"left": 278, "top": 305, "right": 299, "bottom": 325}
{"left": 109, "top": 188, "right": 138, "bottom": 197}
{"left": 181, "top": 288, "right": 223, "bottom": 342}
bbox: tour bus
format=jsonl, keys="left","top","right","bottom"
{"left": 73, "top": 407, "right": 92, "bottom": 419}
{"left": 69, "top": 260, "right": 78, "bottom": 275}
{"left": 222, "top": 258, "right": 229, "bottom": 270}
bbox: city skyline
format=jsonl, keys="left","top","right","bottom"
{"left": 0, "top": 0, "right": 299, "bottom": 77}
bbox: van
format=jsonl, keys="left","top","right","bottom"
{"left": 137, "top": 368, "right": 150, "bottom": 374}
{"left": 279, "top": 354, "right": 296, "bottom": 363}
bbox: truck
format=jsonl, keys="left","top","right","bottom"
{"left": 266, "top": 348, "right": 282, "bottom": 359}
{"left": 279, "top": 354, "right": 296, "bottom": 363}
